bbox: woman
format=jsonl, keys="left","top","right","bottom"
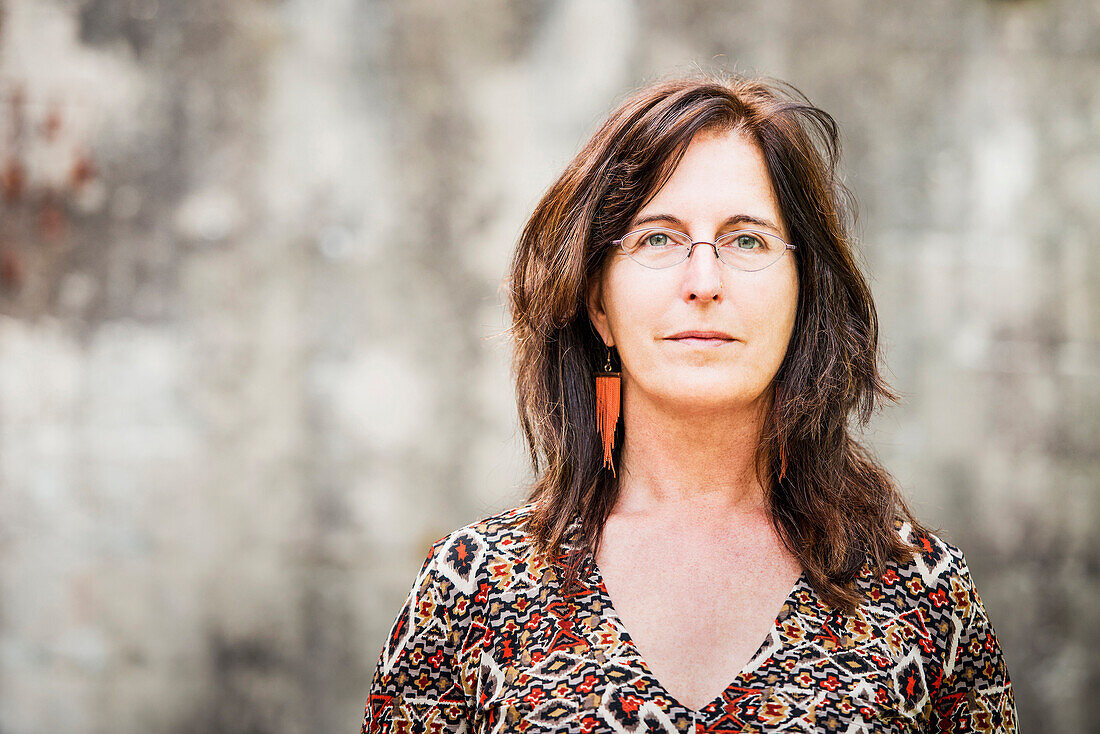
{"left": 360, "top": 72, "right": 1018, "bottom": 733}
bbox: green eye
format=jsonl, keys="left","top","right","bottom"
{"left": 733, "top": 233, "right": 762, "bottom": 250}
{"left": 642, "top": 232, "right": 672, "bottom": 248}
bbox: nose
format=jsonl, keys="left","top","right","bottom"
{"left": 680, "top": 241, "right": 723, "bottom": 301}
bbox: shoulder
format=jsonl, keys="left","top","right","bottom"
{"left": 427, "top": 501, "right": 541, "bottom": 565}
{"left": 414, "top": 502, "right": 544, "bottom": 601}
{"left": 368, "top": 506, "right": 542, "bottom": 717}
{"left": 857, "top": 518, "right": 977, "bottom": 614}
{"left": 873, "top": 523, "right": 1016, "bottom": 722}
{"left": 446, "top": 501, "right": 542, "bottom": 550}
{"left": 853, "top": 518, "right": 1005, "bottom": 671}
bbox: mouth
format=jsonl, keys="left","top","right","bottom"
{"left": 668, "top": 337, "right": 733, "bottom": 346}
{"left": 665, "top": 330, "right": 735, "bottom": 345}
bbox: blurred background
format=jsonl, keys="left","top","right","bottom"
{"left": 0, "top": 0, "right": 1096, "bottom": 732}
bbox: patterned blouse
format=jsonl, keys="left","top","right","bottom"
{"left": 360, "top": 503, "right": 1018, "bottom": 733}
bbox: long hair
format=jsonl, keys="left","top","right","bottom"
{"left": 501, "top": 70, "right": 933, "bottom": 614}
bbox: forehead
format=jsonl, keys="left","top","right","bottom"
{"left": 635, "top": 129, "right": 785, "bottom": 235}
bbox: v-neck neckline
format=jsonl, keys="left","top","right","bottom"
{"left": 582, "top": 544, "right": 809, "bottom": 718}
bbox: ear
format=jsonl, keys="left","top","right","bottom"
{"left": 585, "top": 275, "right": 614, "bottom": 347}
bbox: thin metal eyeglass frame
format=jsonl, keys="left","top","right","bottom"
{"left": 611, "top": 227, "right": 797, "bottom": 271}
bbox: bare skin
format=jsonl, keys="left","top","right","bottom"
{"left": 594, "top": 502, "right": 803, "bottom": 711}
{"left": 585, "top": 128, "right": 802, "bottom": 711}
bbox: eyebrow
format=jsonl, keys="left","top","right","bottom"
{"left": 629, "top": 213, "right": 782, "bottom": 234}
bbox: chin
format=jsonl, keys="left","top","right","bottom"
{"left": 651, "top": 384, "right": 758, "bottom": 413}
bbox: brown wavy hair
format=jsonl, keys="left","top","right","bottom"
{"left": 501, "top": 70, "right": 934, "bottom": 614}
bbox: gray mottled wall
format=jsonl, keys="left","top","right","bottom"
{"left": 0, "top": 0, "right": 1095, "bottom": 732}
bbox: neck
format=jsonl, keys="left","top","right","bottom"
{"left": 613, "top": 386, "right": 774, "bottom": 520}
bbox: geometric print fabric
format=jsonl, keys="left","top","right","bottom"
{"left": 361, "top": 503, "right": 1018, "bottom": 733}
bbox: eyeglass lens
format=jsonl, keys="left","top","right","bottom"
{"left": 620, "top": 228, "right": 787, "bottom": 271}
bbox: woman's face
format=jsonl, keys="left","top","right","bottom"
{"left": 586, "top": 127, "right": 799, "bottom": 415}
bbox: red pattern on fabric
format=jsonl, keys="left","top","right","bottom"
{"left": 361, "top": 504, "right": 1018, "bottom": 733}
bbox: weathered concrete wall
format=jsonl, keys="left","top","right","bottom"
{"left": 0, "top": 0, "right": 1094, "bottom": 732}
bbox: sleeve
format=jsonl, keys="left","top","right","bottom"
{"left": 926, "top": 550, "right": 1019, "bottom": 732}
{"left": 360, "top": 535, "right": 476, "bottom": 734}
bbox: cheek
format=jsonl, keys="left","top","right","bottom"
{"left": 775, "top": 277, "right": 800, "bottom": 352}
{"left": 782, "top": 270, "right": 799, "bottom": 332}
{"left": 602, "top": 272, "right": 656, "bottom": 337}
{"left": 746, "top": 273, "right": 798, "bottom": 347}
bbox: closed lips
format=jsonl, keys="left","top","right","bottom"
{"left": 667, "top": 331, "right": 733, "bottom": 340}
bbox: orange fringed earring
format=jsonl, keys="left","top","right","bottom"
{"left": 594, "top": 345, "right": 620, "bottom": 476}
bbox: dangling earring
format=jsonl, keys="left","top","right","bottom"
{"left": 594, "top": 345, "right": 620, "bottom": 476}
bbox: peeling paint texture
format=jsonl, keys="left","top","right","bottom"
{"left": 0, "top": 0, "right": 1096, "bottom": 732}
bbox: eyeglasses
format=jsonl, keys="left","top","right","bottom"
{"left": 611, "top": 227, "right": 796, "bottom": 271}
